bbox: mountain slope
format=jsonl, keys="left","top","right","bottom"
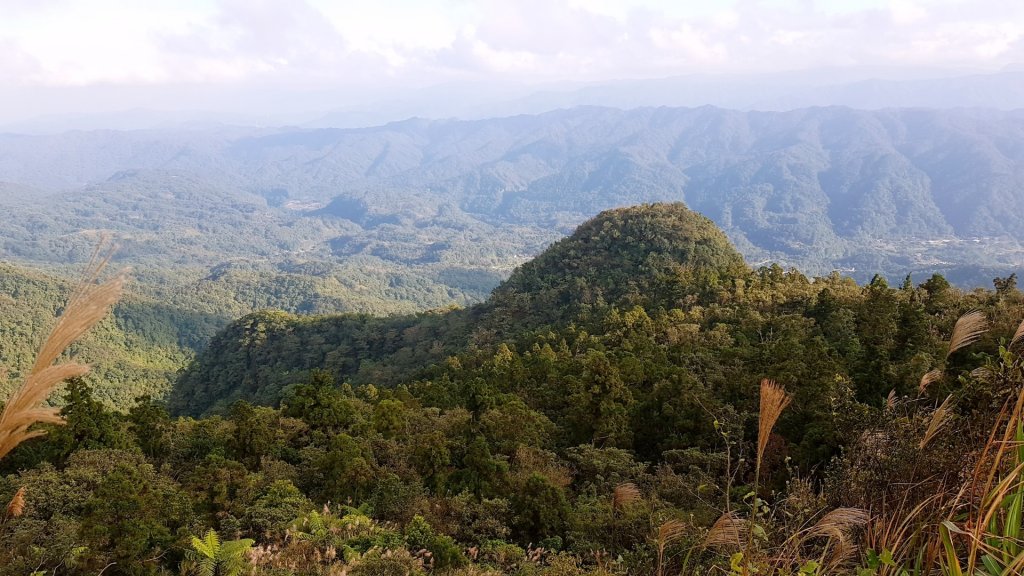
{"left": 171, "top": 204, "right": 751, "bottom": 415}
{"left": 0, "top": 263, "right": 226, "bottom": 406}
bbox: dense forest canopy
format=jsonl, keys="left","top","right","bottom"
{"left": 3, "top": 203, "right": 1024, "bottom": 576}
{"left": 0, "top": 262, "right": 226, "bottom": 406}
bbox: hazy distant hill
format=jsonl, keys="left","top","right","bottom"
{"left": 1, "top": 106, "right": 1023, "bottom": 289}
{"left": 492, "top": 70, "right": 1024, "bottom": 115}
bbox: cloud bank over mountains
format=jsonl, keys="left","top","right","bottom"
{"left": 1, "top": 0, "right": 1023, "bottom": 126}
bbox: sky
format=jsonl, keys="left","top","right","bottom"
{"left": 1, "top": 0, "right": 1023, "bottom": 126}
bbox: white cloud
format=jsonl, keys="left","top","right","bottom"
{"left": 890, "top": 0, "right": 928, "bottom": 25}
{"left": 0, "top": 0, "right": 1021, "bottom": 90}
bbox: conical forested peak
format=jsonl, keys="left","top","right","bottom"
{"left": 489, "top": 203, "right": 749, "bottom": 321}
{"left": 171, "top": 203, "right": 750, "bottom": 415}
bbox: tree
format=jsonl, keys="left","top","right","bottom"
{"left": 229, "top": 400, "right": 278, "bottom": 469}
{"left": 77, "top": 452, "right": 189, "bottom": 574}
{"left": 280, "top": 369, "right": 357, "bottom": 433}
{"left": 454, "top": 435, "right": 505, "bottom": 498}
{"left": 318, "top": 434, "right": 377, "bottom": 503}
{"left": 128, "top": 395, "right": 171, "bottom": 460}
{"left": 372, "top": 399, "right": 406, "bottom": 438}
{"left": 45, "top": 378, "right": 128, "bottom": 463}
{"left": 566, "top": 350, "right": 634, "bottom": 448}
{"left": 512, "top": 473, "right": 569, "bottom": 544}
{"left": 994, "top": 273, "right": 1018, "bottom": 296}
{"left": 412, "top": 431, "right": 451, "bottom": 494}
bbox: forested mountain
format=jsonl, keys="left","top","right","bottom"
{"left": 172, "top": 203, "right": 1014, "bottom": 419}
{"left": 171, "top": 204, "right": 751, "bottom": 414}
{"left": 6, "top": 203, "right": 1023, "bottom": 576}
{"left": 6, "top": 203, "right": 1024, "bottom": 569}
{"left": 1, "top": 106, "right": 1024, "bottom": 294}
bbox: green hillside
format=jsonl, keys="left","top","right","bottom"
{"left": 172, "top": 204, "right": 745, "bottom": 414}
{"left": 173, "top": 203, "right": 1011, "bottom": 431}
{"left": 0, "top": 263, "right": 225, "bottom": 406}
{"left": 4, "top": 202, "right": 1022, "bottom": 575}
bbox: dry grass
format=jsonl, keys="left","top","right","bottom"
{"left": 612, "top": 482, "right": 641, "bottom": 511}
{"left": 947, "top": 310, "right": 988, "bottom": 358}
{"left": 919, "top": 394, "right": 954, "bottom": 450}
{"left": 758, "top": 379, "right": 792, "bottom": 467}
{"left": 655, "top": 519, "right": 686, "bottom": 576}
{"left": 947, "top": 384, "right": 1024, "bottom": 573}
{"left": 1011, "top": 317, "right": 1024, "bottom": 350}
{"left": 804, "top": 507, "right": 870, "bottom": 540}
{"left": 865, "top": 492, "right": 946, "bottom": 576}
{"left": 4, "top": 486, "right": 24, "bottom": 520}
{"left": 703, "top": 511, "right": 747, "bottom": 549}
{"left": 656, "top": 518, "right": 686, "bottom": 547}
{"left": 918, "top": 369, "right": 943, "bottom": 394}
{"left": 970, "top": 366, "right": 993, "bottom": 381}
{"left": 0, "top": 242, "right": 125, "bottom": 460}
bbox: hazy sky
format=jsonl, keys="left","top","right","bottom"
{"left": 1, "top": 0, "right": 1022, "bottom": 124}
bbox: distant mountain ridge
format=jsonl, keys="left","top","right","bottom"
{"left": 5, "top": 68, "right": 1023, "bottom": 133}
{"left": 489, "top": 70, "right": 1024, "bottom": 118}
{"left": 0, "top": 106, "right": 1023, "bottom": 287}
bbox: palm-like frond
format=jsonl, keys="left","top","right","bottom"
{"left": 184, "top": 529, "right": 253, "bottom": 576}
{"left": 219, "top": 539, "right": 255, "bottom": 576}
{"left": 191, "top": 529, "right": 221, "bottom": 561}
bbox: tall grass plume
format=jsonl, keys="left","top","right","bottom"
{"left": 758, "top": 379, "right": 792, "bottom": 466}
{"left": 0, "top": 241, "right": 124, "bottom": 460}
{"left": 946, "top": 310, "right": 988, "bottom": 358}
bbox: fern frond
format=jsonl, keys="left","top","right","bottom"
{"left": 191, "top": 529, "right": 220, "bottom": 560}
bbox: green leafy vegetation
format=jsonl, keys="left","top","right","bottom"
{"left": 3, "top": 203, "right": 1024, "bottom": 575}
{"left": 0, "top": 262, "right": 225, "bottom": 406}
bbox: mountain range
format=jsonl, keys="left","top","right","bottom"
{"left": 1, "top": 105, "right": 1024, "bottom": 296}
